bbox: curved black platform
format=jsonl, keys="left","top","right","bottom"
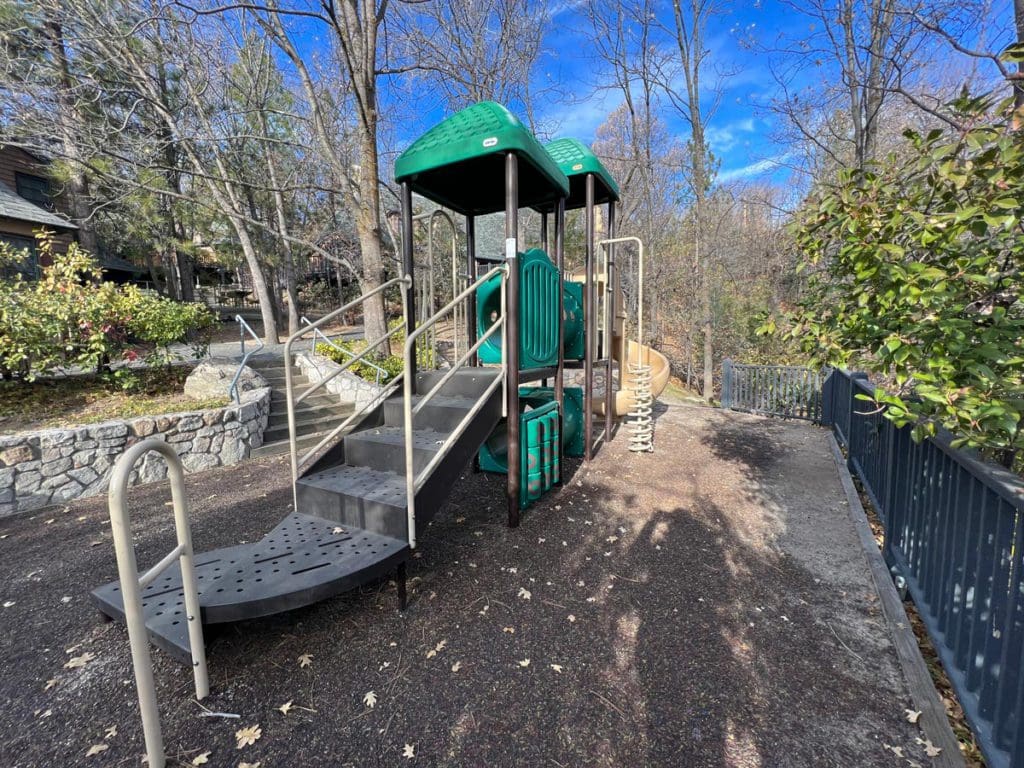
{"left": 92, "top": 367, "right": 503, "bottom": 664}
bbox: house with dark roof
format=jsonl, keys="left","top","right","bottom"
{"left": 0, "top": 145, "right": 79, "bottom": 277}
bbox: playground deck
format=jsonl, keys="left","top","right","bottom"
{"left": 1, "top": 406, "right": 937, "bottom": 767}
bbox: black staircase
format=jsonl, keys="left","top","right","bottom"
{"left": 91, "top": 366, "right": 503, "bottom": 663}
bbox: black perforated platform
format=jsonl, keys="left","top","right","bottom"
{"left": 91, "top": 512, "right": 409, "bottom": 663}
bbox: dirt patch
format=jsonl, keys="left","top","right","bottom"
{"left": 0, "top": 366, "right": 226, "bottom": 433}
{"left": 0, "top": 406, "right": 932, "bottom": 766}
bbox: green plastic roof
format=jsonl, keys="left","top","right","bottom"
{"left": 539, "top": 138, "right": 620, "bottom": 211}
{"left": 394, "top": 102, "right": 569, "bottom": 216}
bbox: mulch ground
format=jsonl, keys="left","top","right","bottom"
{"left": 0, "top": 406, "right": 937, "bottom": 767}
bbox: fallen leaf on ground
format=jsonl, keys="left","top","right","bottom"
{"left": 883, "top": 744, "right": 905, "bottom": 758}
{"left": 915, "top": 738, "right": 941, "bottom": 757}
{"left": 65, "top": 652, "right": 95, "bottom": 669}
{"left": 402, "top": 744, "right": 415, "bottom": 759}
{"left": 332, "top": 526, "right": 345, "bottom": 534}
{"left": 104, "top": 725, "right": 117, "bottom": 739}
{"left": 192, "top": 751, "right": 211, "bottom": 765}
{"left": 518, "top": 587, "right": 531, "bottom": 600}
{"left": 502, "top": 626, "right": 515, "bottom": 634}
{"left": 85, "top": 744, "right": 108, "bottom": 757}
{"left": 567, "top": 614, "right": 576, "bottom": 623}
{"left": 363, "top": 691, "right": 378, "bottom": 708}
{"left": 297, "top": 653, "right": 313, "bottom": 668}
{"left": 235, "top": 725, "right": 262, "bottom": 749}
{"left": 904, "top": 709, "right": 921, "bottom": 724}
{"left": 518, "top": 659, "right": 530, "bottom": 667}
{"left": 278, "top": 701, "right": 294, "bottom": 715}
{"left": 239, "top": 762, "right": 262, "bottom": 768}
{"left": 550, "top": 664, "right": 563, "bottom": 673}
{"left": 43, "top": 679, "right": 57, "bottom": 691}
{"left": 451, "top": 661, "right": 462, "bottom": 672}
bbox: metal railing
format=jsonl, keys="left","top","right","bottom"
{"left": 300, "top": 315, "right": 387, "bottom": 386}
{"left": 823, "top": 369, "right": 1024, "bottom": 768}
{"left": 283, "top": 278, "right": 410, "bottom": 496}
{"left": 106, "top": 439, "right": 209, "bottom": 768}
{"left": 229, "top": 315, "right": 264, "bottom": 404}
{"left": 402, "top": 264, "right": 508, "bottom": 548}
{"left": 721, "top": 360, "right": 826, "bottom": 422}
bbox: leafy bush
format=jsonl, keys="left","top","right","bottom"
{"left": 775, "top": 92, "right": 1024, "bottom": 457}
{"left": 0, "top": 233, "right": 215, "bottom": 382}
{"left": 314, "top": 341, "right": 404, "bottom": 385}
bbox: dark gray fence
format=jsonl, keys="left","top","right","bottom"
{"left": 720, "top": 359, "right": 825, "bottom": 422}
{"left": 823, "top": 368, "right": 1024, "bottom": 768}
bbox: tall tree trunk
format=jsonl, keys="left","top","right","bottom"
{"left": 264, "top": 139, "right": 300, "bottom": 334}
{"left": 354, "top": 108, "right": 390, "bottom": 352}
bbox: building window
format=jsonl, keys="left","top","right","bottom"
{"left": 0, "top": 234, "right": 39, "bottom": 279}
{"left": 15, "top": 172, "right": 52, "bottom": 210}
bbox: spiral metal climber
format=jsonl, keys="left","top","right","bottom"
{"left": 627, "top": 361, "right": 654, "bottom": 452}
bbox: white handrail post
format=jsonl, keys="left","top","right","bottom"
{"left": 108, "top": 439, "right": 209, "bottom": 768}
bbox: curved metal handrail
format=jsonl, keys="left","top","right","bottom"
{"left": 402, "top": 264, "right": 508, "bottom": 548}
{"left": 301, "top": 315, "right": 385, "bottom": 387}
{"left": 107, "top": 439, "right": 208, "bottom": 768}
{"left": 229, "top": 315, "right": 264, "bottom": 404}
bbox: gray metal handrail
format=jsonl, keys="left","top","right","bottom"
{"left": 229, "top": 315, "right": 264, "bottom": 404}
{"left": 284, "top": 277, "right": 411, "bottom": 496}
{"left": 402, "top": 264, "right": 508, "bottom": 548}
{"left": 107, "top": 439, "right": 209, "bottom": 768}
{"left": 300, "top": 315, "right": 386, "bottom": 386}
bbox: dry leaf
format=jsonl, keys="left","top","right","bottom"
{"left": 3, "top": 600, "right": 15, "bottom": 608}
{"left": 65, "top": 651, "right": 95, "bottom": 669}
{"left": 235, "top": 724, "right": 262, "bottom": 749}
{"left": 278, "top": 701, "right": 294, "bottom": 715}
{"left": 502, "top": 626, "right": 515, "bottom": 634}
{"left": 192, "top": 751, "right": 211, "bottom": 765}
{"left": 451, "top": 661, "right": 462, "bottom": 672}
{"left": 104, "top": 725, "right": 117, "bottom": 739}
{"left": 518, "top": 658, "right": 530, "bottom": 667}
{"left": 363, "top": 691, "right": 378, "bottom": 708}
{"left": 904, "top": 709, "right": 921, "bottom": 724}
{"left": 915, "top": 737, "right": 941, "bottom": 758}
{"left": 567, "top": 615, "right": 576, "bottom": 623}
{"left": 297, "top": 653, "right": 313, "bottom": 668}
{"left": 85, "top": 744, "right": 108, "bottom": 757}
{"left": 518, "top": 587, "right": 531, "bottom": 600}
{"left": 550, "top": 664, "right": 563, "bottom": 673}
{"left": 883, "top": 744, "right": 905, "bottom": 758}
{"left": 402, "top": 743, "right": 415, "bottom": 759}
{"left": 239, "top": 763, "right": 262, "bottom": 768}
{"left": 606, "top": 535, "right": 619, "bottom": 543}
{"left": 43, "top": 679, "right": 57, "bottom": 691}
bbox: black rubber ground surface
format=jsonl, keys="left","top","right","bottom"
{"left": 0, "top": 406, "right": 931, "bottom": 767}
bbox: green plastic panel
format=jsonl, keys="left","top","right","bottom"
{"left": 477, "top": 386, "right": 583, "bottom": 475}
{"left": 538, "top": 138, "right": 620, "bottom": 212}
{"left": 394, "top": 102, "right": 569, "bottom": 215}
{"left": 522, "top": 401, "right": 559, "bottom": 507}
{"left": 477, "top": 250, "right": 584, "bottom": 369}
{"left": 477, "top": 249, "right": 560, "bottom": 370}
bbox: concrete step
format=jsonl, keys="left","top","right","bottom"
{"left": 267, "top": 403, "right": 353, "bottom": 429}
{"left": 252, "top": 429, "right": 339, "bottom": 459}
{"left": 270, "top": 391, "right": 343, "bottom": 410}
{"left": 263, "top": 412, "right": 352, "bottom": 444}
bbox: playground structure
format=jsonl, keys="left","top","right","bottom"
{"left": 90, "top": 102, "right": 668, "bottom": 766}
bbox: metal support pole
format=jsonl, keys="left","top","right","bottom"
{"left": 554, "top": 197, "right": 565, "bottom": 418}
{"left": 605, "top": 201, "right": 616, "bottom": 440}
{"left": 466, "top": 215, "right": 477, "bottom": 366}
{"left": 401, "top": 182, "right": 417, "bottom": 381}
{"left": 505, "top": 153, "right": 521, "bottom": 527}
{"left": 583, "top": 173, "right": 595, "bottom": 461}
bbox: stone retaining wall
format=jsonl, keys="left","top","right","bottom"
{"left": 294, "top": 351, "right": 386, "bottom": 408}
{"left": 0, "top": 386, "right": 270, "bottom": 517}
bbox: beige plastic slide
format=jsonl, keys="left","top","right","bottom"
{"left": 592, "top": 340, "right": 671, "bottom": 417}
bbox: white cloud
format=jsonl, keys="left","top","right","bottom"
{"left": 717, "top": 152, "right": 792, "bottom": 183}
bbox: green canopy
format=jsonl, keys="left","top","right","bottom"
{"left": 540, "top": 138, "right": 620, "bottom": 212}
{"left": 394, "top": 102, "right": 569, "bottom": 216}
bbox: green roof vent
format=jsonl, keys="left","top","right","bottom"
{"left": 394, "top": 102, "right": 569, "bottom": 216}
{"left": 540, "top": 138, "right": 620, "bottom": 211}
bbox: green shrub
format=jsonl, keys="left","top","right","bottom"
{"left": 314, "top": 341, "right": 404, "bottom": 385}
{"left": 0, "top": 233, "right": 215, "bottom": 382}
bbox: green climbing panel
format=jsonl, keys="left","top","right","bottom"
{"left": 478, "top": 386, "right": 583, "bottom": 482}
{"left": 477, "top": 249, "right": 584, "bottom": 369}
{"left": 522, "top": 401, "right": 560, "bottom": 507}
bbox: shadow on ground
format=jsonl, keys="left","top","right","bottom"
{"left": 0, "top": 406, "right": 926, "bottom": 767}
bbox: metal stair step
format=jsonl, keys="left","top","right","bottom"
{"left": 414, "top": 367, "right": 502, "bottom": 398}
{"left": 344, "top": 426, "right": 447, "bottom": 474}
{"left": 297, "top": 465, "right": 409, "bottom": 539}
{"left": 381, "top": 393, "right": 477, "bottom": 431}
{"left": 90, "top": 513, "right": 408, "bottom": 663}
